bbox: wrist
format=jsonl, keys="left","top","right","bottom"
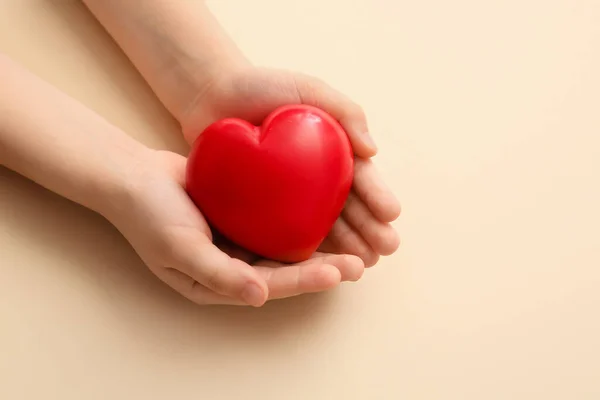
{"left": 177, "top": 58, "right": 252, "bottom": 145}
{"left": 169, "top": 48, "right": 251, "bottom": 126}
{"left": 83, "top": 0, "right": 252, "bottom": 136}
{"left": 91, "top": 146, "right": 157, "bottom": 224}
{"left": 0, "top": 53, "right": 159, "bottom": 226}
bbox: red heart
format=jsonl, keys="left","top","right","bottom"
{"left": 185, "top": 104, "right": 354, "bottom": 263}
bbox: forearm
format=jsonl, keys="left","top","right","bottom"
{"left": 0, "top": 54, "right": 148, "bottom": 218}
{"left": 82, "top": 0, "right": 248, "bottom": 129}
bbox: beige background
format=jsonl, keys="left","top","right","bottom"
{"left": 1, "top": 0, "right": 599, "bottom": 399}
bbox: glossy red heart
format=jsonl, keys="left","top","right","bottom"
{"left": 185, "top": 104, "right": 354, "bottom": 263}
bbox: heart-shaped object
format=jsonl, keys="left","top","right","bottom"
{"left": 185, "top": 104, "right": 354, "bottom": 263}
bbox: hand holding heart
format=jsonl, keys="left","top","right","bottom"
{"left": 112, "top": 67, "right": 400, "bottom": 307}
{"left": 182, "top": 67, "right": 401, "bottom": 266}
{"left": 108, "top": 67, "right": 400, "bottom": 307}
{"left": 109, "top": 150, "right": 364, "bottom": 307}
{"left": 131, "top": 66, "right": 399, "bottom": 306}
{"left": 74, "top": 0, "right": 401, "bottom": 307}
{"left": 186, "top": 104, "right": 356, "bottom": 264}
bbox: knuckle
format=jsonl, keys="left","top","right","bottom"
{"left": 306, "top": 74, "right": 327, "bottom": 88}
{"left": 363, "top": 252, "right": 380, "bottom": 268}
{"left": 293, "top": 73, "right": 320, "bottom": 103}
{"left": 203, "top": 261, "right": 223, "bottom": 292}
{"left": 346, "top": 103, "right": 367, "bottom": 125}
{"left": 349, "top": 102, "right": 365, "bottom": 118}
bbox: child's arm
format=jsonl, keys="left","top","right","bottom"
{"left": 1, "top": 54, "right": 363, "bottom": 305}
{"left": 81, "top": 0, "right": 376, "bottom": 152}
{"left": 0, "top": 53, "right": 145, "bottom": 217}
{"left": 83, "top": 0, "right": 401, "bottom": 266}
{"left": 81, "top": 0, "right": 245, "bottom": 133}
{"left": 0, "top": 54, "right": 269, "bottom": 306}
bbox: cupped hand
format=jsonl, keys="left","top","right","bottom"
{"left": 106, "top": 150, "right": 364, "bottom": 306}
{"left": 181, "top": 67, "right": 401, "bottom": 267}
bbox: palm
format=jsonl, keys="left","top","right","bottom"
{"left": 123, "top": 150, "right": 364, "bottom": 306}
{"left": 183, "top": 68, "right": 401, "bottom": 267}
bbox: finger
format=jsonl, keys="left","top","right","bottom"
{"left": 342, "top": 192, "right": 400, "bottom": 256}
{"left": 166, "top": 229, "right": 268, "bottom": 306}
{"left": 162, "top": 254, "right": 359, "bottom": 305}
{"left": 252, "top": 263, "right": 342, "bottom": 300}
{"left": 319, "top": 217, "right": 380, "bottom": 267}
{"left": 161, "top": 263, "right": 342, "bottom": 306}
{"left": 257, "top": 252, "right": 365, "bottom": 282}
{"left": 353, "top": 158, "right": 401, "bottom": 222}
{"left": 211, "top": 70, "right": 377, "bottom": 157}
{"left": 166, "top": 267, "right": 266, "bottom": 306}
{"left": 214, "top": 232, "right": 364, "bottom": 281}
{"left": 305, "top": 252, "right": 365, "bottom": 282}
{"left": 294, "top": 74, "right": 378, "bottom": 158}
{"left": 158, "top": 267, "right": 240, "bottom": 306}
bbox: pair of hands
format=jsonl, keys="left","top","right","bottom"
{"left": 109, "top": 67, "right": 401, "bottom": 307}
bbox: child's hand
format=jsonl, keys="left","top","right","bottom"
{"left": 81, "top": 0, "right": 400, "bottom": 267}
{"left": 106, "top": 150, "right": 365, "bottom": 306}
{"left": 0, "top": 53, "right": 362, "bottom": 308}
{"left": 180, "top": 67, "right": 401, "bottom": 267}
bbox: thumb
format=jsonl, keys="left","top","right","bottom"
{"left": 170, "top": 234, "right": 269, "bottom": 307}
{"left": 293, "top": 73, "right": 378, "bottom": 158}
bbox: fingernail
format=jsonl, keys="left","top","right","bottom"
{"left": 363, "top": 132, "right": 378, "bottom": 153}
{"left": 241, "top": 283, "right": 265, "bottom": 307}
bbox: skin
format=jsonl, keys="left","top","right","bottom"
{"left": 1, "top": 1, "right": 401, "bottom": 307}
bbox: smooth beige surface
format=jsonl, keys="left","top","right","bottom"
{"left": 1, "top": 1, "right": 599, "bottom": 399}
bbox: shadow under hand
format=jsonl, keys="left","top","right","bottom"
{"left": 0, "top": 0, "right": 340, "bottom": 365}
{"left": 1, "top": 168, "right": 338, "bottom": 362}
